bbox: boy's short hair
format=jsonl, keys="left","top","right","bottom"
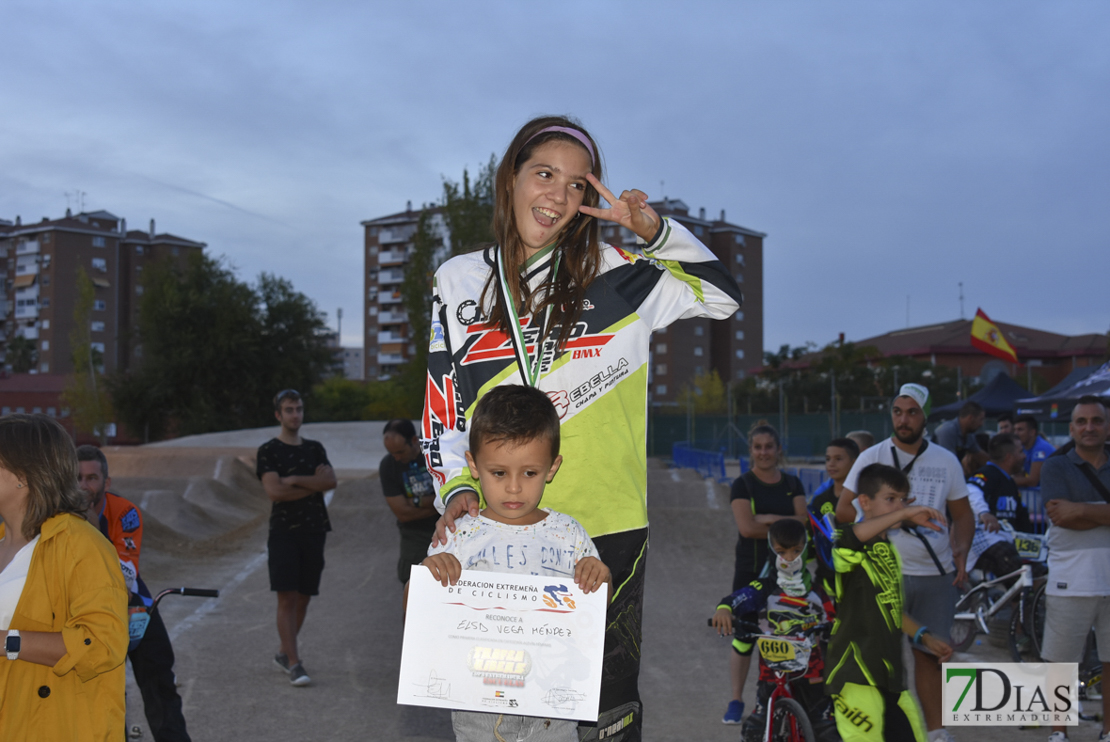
{"left": 1014, "top": 414, "right": 1039, "bottom": 431}
{"left": 997, "top": 412, "right": 1014, "bottom": 425}
{"left": 827, "top": 437, "right": 861, "bottom": 459}
{"left": 856, "top": 463, "right": 909, "bottom": 499}
{"left": 469, "top": 386, "right": 560, "bottom": 459}
{"left": 768, "top": 518, "right": 806, "bottom": 550}
{"left": 273, "top": 389, "right": 301, "bottom": 410}
{"left": 990, "top": 428, "right": 1021, "bottom": 457}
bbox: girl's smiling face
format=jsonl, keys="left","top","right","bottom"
{"left": 750, "top": 433, "right": 780, "bottom": 472}
{"left": 511, "top": 140, "right": 592, "bottom": 255}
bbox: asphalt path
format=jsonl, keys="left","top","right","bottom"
{"left": 130, "top": 462, "right": 1101, "bottom": 741}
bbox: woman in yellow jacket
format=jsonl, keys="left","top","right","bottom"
{"left": 0, "top": 414, "right": 128, "bottom": 741}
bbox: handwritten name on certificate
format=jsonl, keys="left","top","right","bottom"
{"left": 398, "top": 567, "right": 607, "bottom": 721}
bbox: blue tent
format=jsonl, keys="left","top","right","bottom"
{"left": 928, "top": 372, "right": 1029, "bottom": 422}
{"left": 1015, "top": 362, "right": 1110, "bottom": 422}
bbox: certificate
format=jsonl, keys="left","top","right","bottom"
{"left": 397, "top": 567, "right": 607, "bottom": 721}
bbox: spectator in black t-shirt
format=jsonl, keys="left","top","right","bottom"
{"left": 256, "top": 389, "right": 337, "bottom": 687}
{"left": 379, "top": 419, "right": 438, "bottom": 584}
{"left": 722, "top": 423, "right": 808, "bottom": 726}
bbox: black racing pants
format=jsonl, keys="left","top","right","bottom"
{"left": 130, "top": 608, "right": 191, "bottom": 742}
{"left": 578, "top": 528, "right": 648, "bottom": 742}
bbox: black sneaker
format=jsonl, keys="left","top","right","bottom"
{"left": 289, "top": 662, "right": 311, "bottom": 686}
{"left": 274, "top": 653, "right": 291, "bottom": 674}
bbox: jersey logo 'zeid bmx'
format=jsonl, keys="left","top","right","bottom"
{"left": 459, "top": 321, "right": 615, "bottom": 370}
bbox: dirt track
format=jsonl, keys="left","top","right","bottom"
{"left": 120, "top": 460, "right": 1100, "bottom": 741}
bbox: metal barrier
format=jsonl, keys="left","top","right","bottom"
{"left": 672, "top": 442, "right": 729, "bottom": 483}
{"left": 736, "top": 458, "right": 829, "bottom": 501}
{"left": 1020, "top": 487, "right": 1048, "bottom": 535}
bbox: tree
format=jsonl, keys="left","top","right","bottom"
{"left": 6, "top": 336, "right": 37, "bottom": 373}
{"left": 677, "top": 369, "right": 727, "bottom": 414}
{"left": 63, "top": 267, "right": 113, "bottom": 441}
{"left": 257, "top": 273, "right": 338, "bottom": 394}
{"left": 109, "top": 253, "right": 333, "bottom": 439}
{"left": 442, "top": 157, "right": 496, "bottom": 256}
{"left": 395, "top": 161, "right": 498, "bottom": 416}
{"left": 397, "top": 210, "right": 441, "bottom": 416}
{"left": 731, "top": 338, "right": 969, "bottom": 416}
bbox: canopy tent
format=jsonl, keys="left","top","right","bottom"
{"left": 1028, "top": 364, "right": 1100, "bottom": 400}
{"left": 1015, "top": 362, "right": 1110, "bottom": 422}
{"left": 928, "top": 372, "right": 1029, "bottom": 422}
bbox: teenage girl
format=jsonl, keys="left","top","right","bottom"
{"left": 422, "top": 114, "right": 743, "bottom": 740}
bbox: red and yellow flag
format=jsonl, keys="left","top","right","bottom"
{"left": 970, "top": 308, "right": 1019, "bottom": 364}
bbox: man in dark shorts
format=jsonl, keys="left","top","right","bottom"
{"left": 379, "top": 419, "right": 438, "bottom": 584}
{"left": 257, "top": 389, "right": 337, "bottom": 687}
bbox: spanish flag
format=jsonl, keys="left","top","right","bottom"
{"left": 970, "top": 308, "right": 1019, "bottom": 364}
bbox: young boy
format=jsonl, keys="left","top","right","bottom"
{"left": 712, "top": 518, "right": 838, "bottom": 742}
{"left": 809, "top": 438, "right": 862, "bottom": 595}
{"left": 825, "top": 463, "right": 954, "bottom": 742}
{"left": 417, "top": 385, "right": 611, "bottom": 742}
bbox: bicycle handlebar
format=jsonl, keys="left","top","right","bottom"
{"left": 150, "top": 587, "right": 220, "bottom": 612}
{"left": 707, "top": 617, "right": 832, "bottom": 642}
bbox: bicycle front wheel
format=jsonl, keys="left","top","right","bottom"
{"left": 1029, "top": 582, "right": 1049, "bottom": 661}
{"left": 950, "top": 590, "right": 987, "bottom": 653}
{"left": 771, "top": 697, "right": 816, "bottom": 742}
{"left": 1008, "top": 596, "right": 1035, "bottom": 662}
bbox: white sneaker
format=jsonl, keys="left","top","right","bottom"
{"left": 1046, "top": 732, "right": 1068, "bottom": 742}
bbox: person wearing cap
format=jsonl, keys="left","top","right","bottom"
{"left": 256, "top": 389, "right": 336, "bottom": 687}
{"left": 835, "top": 384, "right": 974, "bottom": 742}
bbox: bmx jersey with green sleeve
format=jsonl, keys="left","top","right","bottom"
{"left": 422, "top": 218, "right": 743, "bottom": 539}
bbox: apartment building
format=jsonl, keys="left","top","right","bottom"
{"left": 0, "top": 210, "right": 205, "bottom": 375}
{"left": 605, "top": 199, "right": 765, "bottom": 406}
{"left": 360, "top": 199, "right": 763, "bottom": 400}
{"left": 361, "top": 202, "right": 450, "bottom": 380}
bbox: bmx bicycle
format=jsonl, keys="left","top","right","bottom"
{"left": 709, "top": 617, "right": 832, "bottom": 742}
{"left": 948, "top": 562, "right": 1041, "bottom": 662}
{"left": 949, "top": 523, "right": 1048, "bottom": 661}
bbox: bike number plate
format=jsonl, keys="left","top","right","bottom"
{"left": 757, "top": 637, "right": 797, "bottom": 663}
{"left": 1014, "top": 536, "right": 1045, "bottom": 561}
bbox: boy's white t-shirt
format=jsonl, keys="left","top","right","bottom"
{"left": 426, "top": 509, "right": 598, "bottom": 579}
{"left": 843, "top": 440, "right": 969, "bottom": 577}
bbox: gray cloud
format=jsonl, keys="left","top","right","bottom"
{"left": 2, "top": 0, "right": 1107, "bottom": 349}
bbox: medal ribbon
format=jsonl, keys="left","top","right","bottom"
{"left": 496, "top": 247, "right": 561, "bottom": 388}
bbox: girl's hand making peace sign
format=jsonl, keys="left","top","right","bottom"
{"left": 579, "top": 173, "right": 660, "bottom": 244}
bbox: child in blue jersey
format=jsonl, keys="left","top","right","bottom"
{"left": 808, "top": 437, "right": 862, "bottom": 597}
{"left": 414, "top": 385, "right": 611, "bottom": 742}
{"left": 712, "top": 519, "right": 839, "bottom": 742}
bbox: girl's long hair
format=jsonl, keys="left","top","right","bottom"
{"left": 478, "top": 115, "right": 603, "bottom": 351}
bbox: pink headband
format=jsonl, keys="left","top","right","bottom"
{"left": 524, "top": 126, "right": 596, "bottom": 167}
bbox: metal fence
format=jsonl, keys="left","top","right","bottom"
{"left": 650, "top": 410, "right": 896, "bottom": 459}
{"left": 671, "top": 443, "right": 729, "bottom": 484}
